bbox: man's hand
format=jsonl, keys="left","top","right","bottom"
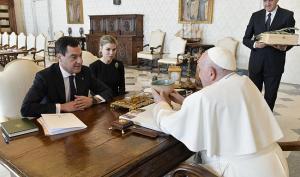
{"left": 60, "top": 101, "right": 83, "bottom": 112}
{"left": 152, "top": 89, "right": 171, "bottom": 105}
{"left": 169, "top": 90, "right": 185, "bottom": 105}
{"left": 255, "top": 42, "right": 266, "bottom": 48}
{"left": 74, "top": 95, "right": 93, "bottom": 110}
{"left": 272, "top": 45, "right": 287, "bottom": 51}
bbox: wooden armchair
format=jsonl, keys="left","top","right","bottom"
{"left": 137, "top": 29, "right": 166, "bottom": 71}
{"left": 168, "top": 141, "right": 300, "bottom": 177}
{"left": 0, "top": 32, "right": 9, "bottom": 50}
{"left": 47, "top": 31, "right": 64, "bottom": 58}
{"left": 20, "top": 34, "right": 46, "bottom": 67}
{"left": 157, "top": 37, "right": 187, "bottom": 74}
{"left": 32, "top": 34, "right": 46, "bottom": 67}
{"left": 8, "top": 32, "right": 17, "bottom": 49}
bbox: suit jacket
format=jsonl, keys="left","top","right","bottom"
{"left": 21, "top": 63, "right": 113, "bottom": 117}
{"left": 243, "top": 6, "right": 295, "bottom": 76}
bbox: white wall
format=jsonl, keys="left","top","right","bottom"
{"left": 22, "top": 0, "right": 300, "bottom": 84}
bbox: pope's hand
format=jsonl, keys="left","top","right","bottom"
{"left": 169, "top": 90, "right": 184, "bottom": 105}
{"left": 152, "top": 88, "right": 171, "bottom": 105}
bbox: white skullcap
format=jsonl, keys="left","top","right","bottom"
{"left": 207, "top": 47, "right": 236, "bottom": 71}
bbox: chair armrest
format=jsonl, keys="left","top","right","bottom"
{"left": 8, "top": 45, "right": 17, "bottom": 49}
{"left": 27, "top": 47, "right": 36, "bottom": 52}
{"left": 2, "top": 44, "right": 9, "bottom": 50}
{"left": 32, "top": 49, "right": 44, "bottom": 54}
{"left": 150, "top": 45, "right": 162, "bottom": 54}
{"left": 168, "top": 163, "right": 218, "bottom": 177}
{"left": 278, "top": 141, "right": 300, "bottom": 151}
{"left": 19, "top": 46, "right": 26, "bottom": 50}
{"left": 143, "top": 44, "right": 149, "bottom": 48}
{"left": 48, "top": 40, "right": 55, "bottom": 45}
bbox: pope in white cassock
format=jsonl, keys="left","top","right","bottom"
{"left": 152, "top": 47, "right": 288, "bottom": 177}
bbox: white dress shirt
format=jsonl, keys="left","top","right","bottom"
{"left": 55, "top": 64, "right": 105, "bottom": 113}
{"left": 265, "top": 5, "right": 278, "bottom": 25}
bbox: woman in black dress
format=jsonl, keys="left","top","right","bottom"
{"left": 90, "top": 35, "right": 125, "bottom": 96}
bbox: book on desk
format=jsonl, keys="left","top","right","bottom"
{"left": 1, "top": 118, "right": 39, "bottom": 138}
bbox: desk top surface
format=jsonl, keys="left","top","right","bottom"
{"left": 0, "top": 103, "right": 192, "bottom": 177}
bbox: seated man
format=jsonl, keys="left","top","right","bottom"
{"left": 21, "top": 36, "right": 113, "bottom": 117}
{"left": 152, "top": 47, "right": 288, "bottom": 177}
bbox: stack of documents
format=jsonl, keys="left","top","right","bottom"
{"left": 119, "top": 104, "right": 161, "bottom": 131}
{"left": 37, "top": 113, "right": 87, "bottom": 135}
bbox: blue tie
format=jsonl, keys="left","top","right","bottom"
{"left": 266, "top": 13, "right": 272, "bottom": 31}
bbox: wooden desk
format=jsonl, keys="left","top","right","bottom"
{"left": 0, "top": 50, "right": 28, "bottom": 67}
{"left": 0, "top": 103, "right": 193, "bottom": 177}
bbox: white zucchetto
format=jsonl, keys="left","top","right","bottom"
{"left": 207, "top": 47, "right": 236, "bottom": 71}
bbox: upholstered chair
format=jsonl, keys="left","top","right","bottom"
{"left": 157, "top": 37, "right": 187, "bottom": 73}
{"left": 17, "top": 32, "right": 26, "bottom": 50}
{"left": 15, "top": 32, "right": 27, "bottom": 59}
{"left": 48, "top": 31, "right": 64, "bottom": 58}
{"left": 9, "top": 32, "right": 17, "bottom": 49}
{"left": 1, "top": 32, "right": 9, "bottom": 49}
{"left": 137, "top": 29, "right": 166, "bottom": 71}
{"left": 20, "top": 34, "right": 46, "bottom": 67}
{"left": 0, "top": 60, "right": 43, "bottom": 122}
{"left": 82, "top": 50, "right": 98, "bottom": 66}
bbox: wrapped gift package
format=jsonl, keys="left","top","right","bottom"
{"left": 258, "top": 33, "right": 299, "bottom": 45}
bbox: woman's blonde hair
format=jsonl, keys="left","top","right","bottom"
{"left": 99, "top": 35, "right": 118, "bottom": 48}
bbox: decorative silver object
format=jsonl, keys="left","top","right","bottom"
{"left": 68, "top": 27, "right": 72, "bottom": 36}
{"left": 79, "top": 27, "right": 84, "bottom": 37}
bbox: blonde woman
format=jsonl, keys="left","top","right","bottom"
{"left": 90, "top": 35, "right": 125, "bottom": 96}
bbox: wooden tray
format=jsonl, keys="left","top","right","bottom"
{"left": 110, "top": 94, "right": 154, "bottom": 111}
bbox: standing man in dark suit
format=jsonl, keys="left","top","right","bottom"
{"left": 243, "top": 0, "right": 295, "bottom": 111}
{"left": 21, "top": 36, "right": 113, "bottom": 117}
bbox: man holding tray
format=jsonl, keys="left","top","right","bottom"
{"left": 243, "top": 0, "right": 295, "bottom": 111}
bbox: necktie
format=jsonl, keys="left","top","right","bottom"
{"left": 266, "top": 13, "right": 272, "bottom": 31}
{"left": 69, "top": 75, "right": 76, "bottom": 101}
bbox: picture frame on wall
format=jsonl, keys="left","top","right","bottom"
{"left": 178, "top": 0, "right": 214, "bottom": 24}
{"left": 66, "top": 0, "right": 84, "bottom": 24}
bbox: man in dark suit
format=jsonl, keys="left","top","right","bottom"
{"left": 21, "top": 36, "right": 113, "bottom": 117}
{"left": 243, "top": 0, "right": 295, "bottom": 111}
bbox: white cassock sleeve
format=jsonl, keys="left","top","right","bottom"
{"left": 153, "top": 94, "right": 207, "bottom": 152}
